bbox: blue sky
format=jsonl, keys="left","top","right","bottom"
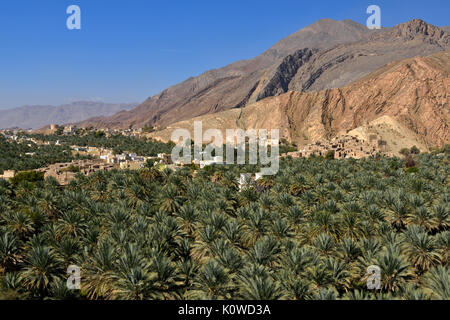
{"left": 0, "top": 0, "right": 448, "bottom": 110}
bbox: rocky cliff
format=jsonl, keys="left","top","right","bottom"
{"left": 149, "top": 51, "right": 450, "bottom": 151}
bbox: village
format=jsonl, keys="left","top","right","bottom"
{"left": 0, "top": 125, "right": 395, "bottom": 186}
{"left": 287, "top": 134, "right": 394, "bottom": 159}
{"left": 0, "top": 124, "right": 232, "bottom": 185}
{"left": 0, "top": 125, "right": 172, "bottom": 185}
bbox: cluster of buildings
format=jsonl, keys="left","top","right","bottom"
{"left": 1, "top": 131, "right": 37, "bottom": 144}
{"left": 72, "top": 145, "right": 176, "bottom": 171}
{"left": 0, "top": 170, "right": 15, "bottom": 180}
{"left": 1, "top": 126, "right": 402, "bottom": 187}
{"left": 50, "top": 125, "right": 144, "bottom": 138}
{"left": 289, "top": 135, "right": 393, "bottom": 159}
{"left": 38, "top": 159, "right": 117, "bottom": 185}
{"left": 192, "top": 154, "right": 224, "bottom": 169}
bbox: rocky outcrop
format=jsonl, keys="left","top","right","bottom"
{"left": 256, "top": 48, "right": 317, "bottom": 100}
{"left": 149, "top": 51, "right": 450, "bottom": 150}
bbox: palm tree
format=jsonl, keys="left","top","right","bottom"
{"left": 56, "top": 211, "right": 87, "bottom": 239}
{"left": 4, "top": 212, "right": 35, "bottom": 239}
{"left": 313, "top": 287, "right": 338, "bottom": 300}
{"left": 177, "top": 259, "right": 199, "bottom": 288}
{"left": 435, "top": 231, "right": 449, "bottom": 266}
{"left": 313, "top": 233, "right": 335, "bottom": 256}
{"left": 38, "top": 190, "right": 61, "bottom": 220}
{"left": 238, "top": 274, "right": 283, "bottom": 300}
{"left": 338, "top": 238, "right": 362, "bottom": 263}
{"left": 432, "top": 204, "right": 449, "bottom": 231}
{"left": 194, "top": 260, "right": 231, "bottom": 299}
{"left": 399, "top": 284, "right": 428, "bottom": 300}
{"left": 343, "top": 289, "right": 373, "bottom": 300}
{"left": 113, "top": 267, "right": 153, "bottom": 300}
{"left": 48, "top": 279, "right": 77, "bottom": 300}
{"left": 281, "top": 246, "right": 317, "bottom": 276}
{"left": 310, "top": 211, "right": 337, "bottom": 237}
{"left": 246, "top": 209, "right": 269, "bottom": 244}
{"left": 158, "top": 184, "right": 183, "bottom": 214}
{"left": 222, "top": 220, "right": 247, "bottom": 249}
{"left": 375, "top": 245, "right": 412, "bottom": 293}
{"left": 82, "top": 241, "right": 117, "bottom": 299}
{"left": 0, "top": 272, "right": 26, "bottom": 300}
{"left": 20, "top": 246, "right": 62, "bottom": 296}
{"left": 325, "top": 257, "right": 352, "bottom": 293}
{"left": 306, "top": 262, "right": 334, "bottom": 291}
{"left": 423, "top": 266, "right": 449, "bottom": 300}
{"left": 387, "top": 199, "right": 409, "bottom": 230}
{"left": 407, "top": 207, "right": 435, "bottom": 230}
{"left": 175, "top": 204, "right": 198, "bottom": 237}
{"left": 0, "top": 231, "right": 20, "bottom": 274}
{"left": 403, "top": 226, "right": 441, "bottom": 273}
{"left": 215, "top": 246, "right": 243, "bottom": 274}
{"left": 256, "top": 176, "right": 274, "bottom": 190}
{"left": 55, "top": 237, "right": 81, "bottom": 266}
{"left": 248, "top": 237, "right": 280, "bottom": 267}
{"left": 279, "top": 272, "right": 312, "bottom": 300}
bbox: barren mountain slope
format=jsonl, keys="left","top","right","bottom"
{"left": 80, "top": 19, "right": 449, "bottom": 130}
{"left": 149, "top": 51, "right": 450, "bottom": 150}
{"left": 347, "top": 116, "right": 429, "bottom": 155}
{"left": 257, "top": 20, "right": 450, "bottom": 98}
{"left": 80, "top": 19, "right": 370, "bottom": 130}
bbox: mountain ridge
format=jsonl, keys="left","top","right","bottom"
{"left": 77, "top": 18, "right": 373, "bottom": 129}
{"left": 0, "top": 101, "right": 138, "bottom": 130}
{"left": 147, "top": 50, "right": 450, "bottom": 153}
{"left": 79, "top": 19, "right": 450, "bottom": 131}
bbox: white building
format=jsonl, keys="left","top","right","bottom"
{"left": 239, "top": 173, "right": 252, "bottom": 191}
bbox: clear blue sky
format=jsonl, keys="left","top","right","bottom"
{"left": 0, "top": 0, "right": 448, "bottom": 110}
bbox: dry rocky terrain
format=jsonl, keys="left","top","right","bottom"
{"left": 147, "top": 51, "right": 450, "bottom": 155}
{"left": 79, "top": 19, "right": 450, "bottom": 135}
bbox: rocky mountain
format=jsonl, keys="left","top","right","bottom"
{"left": 0, "top": 101, "right": 138, "bottom": 130}
{"left": 148, "top": 50, "right": 450, "bottom": 153}
{"left": 80, "top": 19, "right": 450, "bottom": 131}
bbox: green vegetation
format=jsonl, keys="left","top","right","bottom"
{"left": 279, "top": 138, "right": 298, "bottom": 155}
{"left": 0, "top": 152, "right": 448, "bottom": 300}
{"left": 400, "top": 146, "right": 421, "bottom": 157}
{"left": 325, "top": 151, "right": 335, "bottom": 160}
{"left": 410, "top": 146, "right": 421, "bottom": 155}
{"left": 142, "top": 125, "right": 156, "bottom": 133}
{"left": 0, "top": 136, "right": 91, "bottom": 173}
{"left": 9, "top": 171, "right": 44, "bottom": 186}
{"left": 26, "top": 132, "right": 175, "bottom": 157}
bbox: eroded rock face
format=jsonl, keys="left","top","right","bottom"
{"left": 256, "top": 48, "right": 318, "bottom": 101}
{"left": 80, "top": 19, "right": 450, "bottom": 130}
{"left": 261, "top": 51, "right": 450, "bottom": 148}
{"left": 149, "top": 51, "right": 450, "bottom": 150}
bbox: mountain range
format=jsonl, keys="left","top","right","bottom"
{"left": 0, "top": 101, "right": 137, "bottom": 130}
{"left": 78, "top": 19, "right": 450, "bottom": 144}
{"left": 148, "top": 50, "right": 449, "bottom": 155}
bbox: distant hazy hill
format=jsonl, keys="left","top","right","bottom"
{"left": 0, "top": 101, "right": 138, "bottom": 130}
